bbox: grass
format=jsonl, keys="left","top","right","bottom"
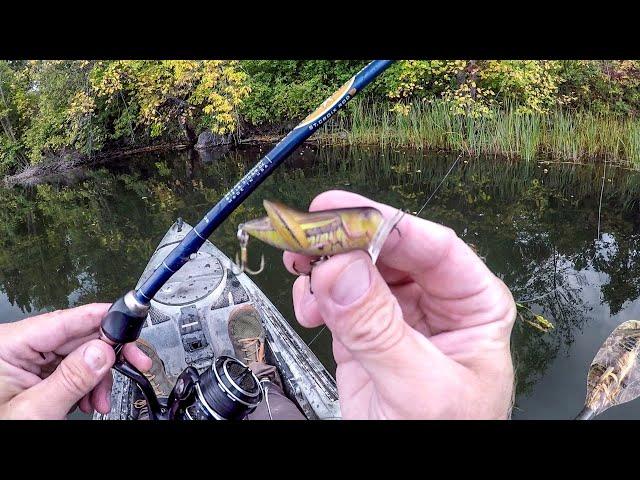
{"left": 318, "top": 99, "right": 640, "bottom": 168}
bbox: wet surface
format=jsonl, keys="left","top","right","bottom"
{"left": 2, "top": 144, "right": 640, "bottom": 419}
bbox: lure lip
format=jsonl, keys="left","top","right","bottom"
{"left": 367, "top": 209, "right": 405, "bottom": 264}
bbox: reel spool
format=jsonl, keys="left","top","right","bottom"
{"left": 180, "top": 355, "right": 263, "bottom": 420}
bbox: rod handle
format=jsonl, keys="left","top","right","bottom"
{"left": 100, "top": 291, "right": 150, "bottom": 346}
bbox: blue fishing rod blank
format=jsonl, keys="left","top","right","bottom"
{"left": 134, "top": 60, "right": 393, "bottom": 304}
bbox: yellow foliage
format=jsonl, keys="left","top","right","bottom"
{"left": 90, "top": 60, "right": 250, "bottom": 137}
{"left": 386, "top": 60, "right": 565, "bottom": 117}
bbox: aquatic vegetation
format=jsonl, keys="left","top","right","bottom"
{"left": 3, "top": 60, "right": 640, "bottom": 177}
{"left": 516, "top": 303, "right": 555, "bottom": 333}
{"left": 320, "top": 99, "right": 640, "bottom": 167}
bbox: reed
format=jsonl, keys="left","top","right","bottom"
{"left": 318, "top": 99, "right": 640, "bottom": 168}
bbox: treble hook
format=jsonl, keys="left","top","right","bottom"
{"left": 231, "top": 225, "right": 265, "bottom": 275}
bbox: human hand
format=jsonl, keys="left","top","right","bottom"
{"left": 0, "top": 303, "right": 151, "bottom": 419}
{"left": 284, "top": 191, "right": 516, "bottom": 419}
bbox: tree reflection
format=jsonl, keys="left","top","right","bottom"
{"left": 1, "top": 146, "right": 640, "bottom": 402}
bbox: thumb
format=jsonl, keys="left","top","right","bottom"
{"left": 16, "top": 339, "right": 115, "bottom": 419}
{"left": 310, "top": 251, "right": 442, "bottom": 376}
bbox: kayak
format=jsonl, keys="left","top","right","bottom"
{"left": 94, "top": 219, "right": 340, "bottom": 420}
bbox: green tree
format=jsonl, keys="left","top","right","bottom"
{"left": 239, "top": 60, "right": 365, "bottom": 127}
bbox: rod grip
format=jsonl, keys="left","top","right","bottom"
{"left": 100, "top": 291, "right": 149, "bottom": 345}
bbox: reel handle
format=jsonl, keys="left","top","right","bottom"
{"left": 114, "top": 358, "right": 168, "bottom": 420}
{"left": 98, "top": 290, "right": 168, "bottom": 419}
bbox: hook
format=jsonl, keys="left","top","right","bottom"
{"left": 231, "top": 226, "right": 265, "bottom": 276}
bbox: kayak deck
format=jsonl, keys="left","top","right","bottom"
{"left": 95, "top": 220, "right": 340, "bottom": 420}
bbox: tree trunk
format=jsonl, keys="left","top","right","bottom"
{"left": 179, "top": 114, "right": 197, "bottom": 145}
{"left": 0, "top": 80, "right": 17, "bottom": 143}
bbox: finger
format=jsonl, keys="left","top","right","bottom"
{"left": 308, "top": 190, "right": 482, "bottom": 285}
{"left": 122, "top": 343, "right": 153, "bottom": 372}
{"left": 14, "top": 339, "right": 115, "bottom": 419}
{"left": 54, "top": 332, "right": 100, "bottom": 356}
{"left": 91, "top": 371, "right": 113, "bottom": 414}
{"left": 389, "top": 282, "right": 432, "bottom": 337}
{"left": 429, "top": 318, "right": 514, "bottom": 363}
{"left": 283, "top": 251, "right": 313, "bottom": 276}
{"left": 15, "top": 303, "right": 111, "bottom": 354}
{"left": 377, "top": 262, "right": 413, "bottom": 286}
{"left": 332, "top": 336, "right": 354, "bottom": 364}
{"left": 309, "top": 250, "right": 447, "bottom": 381}
{"left": 39, "top": 356, "right": 62, "bottom": 379}
{"left": 287, "top": 255, "right": 426, "bottom": 331}
{"left": 79, "top": 394, "right": 93, "bottom": 414}
{"left": 292, "top": 276, "right": 324, "bottom": 328}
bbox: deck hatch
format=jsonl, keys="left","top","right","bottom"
{"left": 139, "top": 244, "right": 224, "bottom": 306}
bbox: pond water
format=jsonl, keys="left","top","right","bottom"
{"left": 2, "top": 143, "right": 640, "bottom": 420}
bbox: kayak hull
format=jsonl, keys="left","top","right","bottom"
{"left": 94, "top": 220, "right": 340, "bottom": 420}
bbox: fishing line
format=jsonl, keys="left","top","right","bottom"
{"left": 308, "top": 325, "right": 327, "bottom": 347}
{"left": 257, "top": 379, "right": 273, "bottom": 420}
{"left": 519, "top": 158, "right": 610, "bottom": 305}
{"left": 416, "top": 153, "right": 463, "bottom": 217}
{"left": 596, "top": 157, "right": 608, "bottom": 243}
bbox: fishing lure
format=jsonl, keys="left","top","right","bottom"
{"left": 232, "top": 199, "right": 404, "bottom": 275}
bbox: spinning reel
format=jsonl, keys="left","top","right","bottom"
{"left": 100, "top": 291, "right": 263, "bottom": 420}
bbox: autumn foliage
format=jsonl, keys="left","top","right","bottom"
{"left": 2, "top": 60, "right": 640, "bottom": 174}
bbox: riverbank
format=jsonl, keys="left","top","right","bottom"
{"left": 3, "top": 143, "right": 190, "bottom": 187}
{"left": 4, "top": 102, "right": 640, "bottom": 186}
{"left": 318, "top": 101, "right": 640, "bottom": 168}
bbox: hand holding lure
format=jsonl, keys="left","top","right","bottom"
{"left": 95, "top": 61, "right": 394, "bottom": 420}
{"left": 232, "top": 200, "right": 404, "bottom": 275}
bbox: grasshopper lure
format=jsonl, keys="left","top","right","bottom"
{"left": 232, "top": 200, "right": 404, "bottom": 275}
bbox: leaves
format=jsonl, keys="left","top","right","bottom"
{"left": 0, "top": 60, "right": 251, "bottom": 172}
{"left": 2, "top": 60, "right": 640, "bottom": 175}
{"left": 516, "top": 302, "right": 555, "bottom": 333}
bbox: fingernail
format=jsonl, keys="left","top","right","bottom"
{"left": 330, "top": 259, "right": 371, "bottom": 306}
{"left": 84, "top": 344, "right": 106, "bottom": 371}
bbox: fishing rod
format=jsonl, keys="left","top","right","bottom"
{"left": 98, "top": 60, "right": 394, "bottom": 419}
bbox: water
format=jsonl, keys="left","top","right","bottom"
{"left": 2, "top": 144, "right": 640, "bottom": 420}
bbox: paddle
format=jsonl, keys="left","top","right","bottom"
{"left": 575, "top": 320, "right": 640, "bottom": 419}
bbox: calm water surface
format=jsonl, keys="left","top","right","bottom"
{"left": 2, "top": 144, "right": 640, "bottom": 420}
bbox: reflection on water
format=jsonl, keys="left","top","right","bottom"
{"left": 2, "top": 144, "right": 640, "bottom": 419}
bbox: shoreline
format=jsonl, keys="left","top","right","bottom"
{"left": 3, "top": 143, "right": 191, "bottom": 187}
{"left": 5, "top": 107, "right": 640, "bottom": 186}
